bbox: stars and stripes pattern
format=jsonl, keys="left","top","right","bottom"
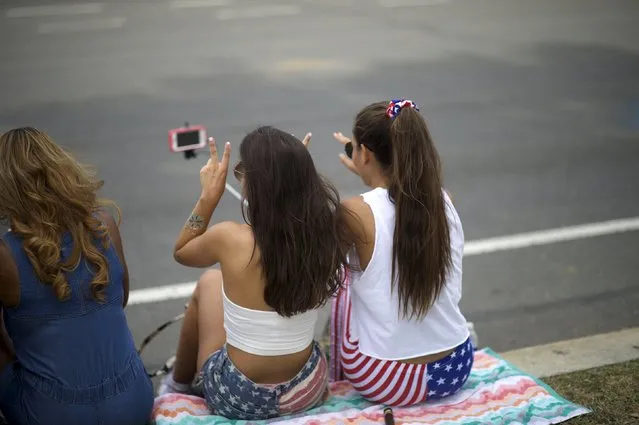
{"left": 333, "top": 284, "right": 473, "bottom": 407}
{"left": 200, "top": 343, "right": 328, "bottom": 420}
{"left": 153, "top": 348, "right": 591, "bottom": 425}
{"left": 386, "top": 99, "right": 420, "bottom": 119}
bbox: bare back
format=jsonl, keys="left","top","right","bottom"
{"left": 217, "top": 223, "right": 314, "bottom": 384}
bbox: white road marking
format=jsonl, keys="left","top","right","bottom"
{"left": 216, "top": 5, "right": 301, "bottom": 20}
{"left": 127, "top": 216, "right": 639, "bottom": 305}
{"left": 6, "top": 3, "right": 104, "bottom": 18}
{"left": 170, "top": 0, "right": 231, "bottom": 9}
{"left": 463, "top": 216, "right": 639, "bottom": 256}
{"left": 128, "top": 282, "right": 196, "bottom": 305}
{"left": 378, "top": 0, "right": 449, "bottom": 7}
{"left": 37, "top": 17, "right": 126, "bottom": 34}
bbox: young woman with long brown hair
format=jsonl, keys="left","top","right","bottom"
{"left": 0, "top": 127, "right": 153, "bottom": 425}
{"left": 160, "top": 126, "right": 350, "bottom": 419}
{"left": 330, "top": 100, "right": 473, "bottom": 407}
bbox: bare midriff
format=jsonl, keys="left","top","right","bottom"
{"left": 226, "top": 343, "right": 314, "bottom": 385}
{"left": 397, "top": 347, "right": 455, "bottom": 365}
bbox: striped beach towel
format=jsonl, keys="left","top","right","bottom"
{"left": 150, "top": 348, "right": 590, "bottom": 425}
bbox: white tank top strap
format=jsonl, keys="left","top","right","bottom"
{"left": 222, "top": 284, "right": 318, "bottom": 356}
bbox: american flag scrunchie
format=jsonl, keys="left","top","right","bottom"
{"left": 386, "top": 99, "right": 419, "bottom": 119}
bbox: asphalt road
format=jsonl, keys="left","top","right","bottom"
{"left": 1, "top": 0, "right": 638, "bottom": 377}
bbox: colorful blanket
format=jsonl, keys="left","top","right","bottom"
{"left": 151, "top": 348, "right": 590, "bottom": 425}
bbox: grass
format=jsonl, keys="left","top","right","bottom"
{"left": 542, "top": 359, "right": 639, "bottom": 425}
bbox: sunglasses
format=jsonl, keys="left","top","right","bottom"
{"left": 344, "top": 142, "right": 353, "bottom": 159}
{"left": 233, "top": 162, "right": 244, "bottom": 181}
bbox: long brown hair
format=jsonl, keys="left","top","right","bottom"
{"left": 239, "top": 126, "right": 348, "bottom": 317}
{"left": 0, "top": 127, "right": 120, "bottom": 302}
{"left": 353, "top": 102, "right": 452, "bottom": 320}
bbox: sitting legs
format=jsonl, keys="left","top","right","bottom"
{"left": 159, "top": 269, "right": 226, "bottom": 395}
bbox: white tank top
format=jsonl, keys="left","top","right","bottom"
{"left": 222, "top": 285, "right": 318, "bottom": 356}
{"left": 348, "top": 187, "right": 469, "bottom": 360}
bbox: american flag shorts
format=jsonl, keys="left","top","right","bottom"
{"left": 331, "top": 284, "right": 473, "bottom": 407}
{"left": 200, "top": 342, "right": 328, "bottom": 420}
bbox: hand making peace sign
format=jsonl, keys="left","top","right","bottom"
{"left": 200, "top": 137, "right": 231, "bottom": 203}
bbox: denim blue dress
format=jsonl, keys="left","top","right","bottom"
{"left": 0, "top": 230, "right": 153, "bottom": 425}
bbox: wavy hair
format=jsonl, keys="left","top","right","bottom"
{"left": 0, "top": 127, "right": 120, "bottom": 302}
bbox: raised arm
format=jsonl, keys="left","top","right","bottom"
{"left": 173, "top": 138, "right": 235, "bottom": 268}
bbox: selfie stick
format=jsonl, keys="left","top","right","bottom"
{"left": 171, "top": 121, "right": 244, "bottom": 202}
{"left": 182, "top": 121, "right": 198, "bottom": 160}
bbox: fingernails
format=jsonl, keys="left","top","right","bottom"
{"left": 208, "top": 137, "right": 214, "bottom": 142}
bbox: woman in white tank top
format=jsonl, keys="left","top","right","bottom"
{"left": 330, "top": 100, "right": 474, "bottom": 407}
{"left": 158, "top": 127, "right": 351, "bottom": 420}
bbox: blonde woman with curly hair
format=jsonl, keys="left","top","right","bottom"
{"left": 0, "top": 128, "right": 153, "bottom": 425}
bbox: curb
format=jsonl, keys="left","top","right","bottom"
{"left": 499, "top": 326, "right": 639, "bottom": 377}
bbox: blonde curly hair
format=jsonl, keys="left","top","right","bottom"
{"left": 0, "top": 127, "right": 120, "bottom": 302}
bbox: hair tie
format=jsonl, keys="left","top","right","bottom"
{"left": 386, "top": 99, "right": 419, "bottom": 119}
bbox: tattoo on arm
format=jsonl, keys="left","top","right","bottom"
{"left": 185, "top": 214, "right": 206, "bottom": 233}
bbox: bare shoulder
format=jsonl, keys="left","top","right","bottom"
{"left": 98, "top": 209, "right": 126, "bottom": 268}
{"left": 0, "top": 236, "right": 13, "bottom": 269}
{"left": 97, "top": 208, "right": 119, "bottom": 234}
{"left": 0, "top": 233, "right": 16, "bottom": 271}
{"left": 341, "top": 196, "right": 373, "bottom": 245}
{"left": 0, "top": 234, "right": 20, "bottom": 307}
{"left": 342, "top": 195, "right": 372, "bottom": 224}
{"left": 208, "top": 221, "right": 253, "bottom": 250}
{"left": 342, "top": 195, "right": 368, "bottom": 213}
{"left": 96, "top": 209, "right": 124, "bottom": 249}
{"left": 213, "top": 222, "right": 258, "bottom": 269}
{"left": 211, "top": 221, "right": 249, "bottom": 239}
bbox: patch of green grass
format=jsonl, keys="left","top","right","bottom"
{"left": 543, "top": 359, "right": 639, "bottom": 425}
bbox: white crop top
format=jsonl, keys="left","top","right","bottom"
{"left": 347, "top": 187, "right": 469, "bottom": 361}
{"left": 222, "top": 285, "right": 318, "bottom": 356}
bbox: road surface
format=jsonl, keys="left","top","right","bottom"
{"left": 1, "top": 0, "right": 638, "bottom": 376}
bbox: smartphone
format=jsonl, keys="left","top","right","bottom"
{"left": 168, "top": 125, "right": 207, "bottom": 153}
